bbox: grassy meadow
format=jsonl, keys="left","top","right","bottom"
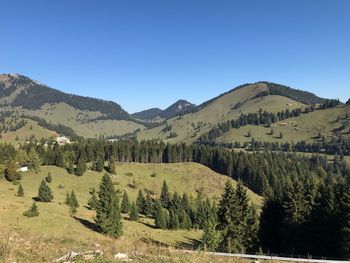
{"left": 0, "top": 162, "right": 261, "bottom": 262}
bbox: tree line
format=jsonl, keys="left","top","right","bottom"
{"left": 205, "top": 136, "right": 350, "bottom": 156}
{"left": 14, "top": 139, "right": 349, "bottom": 199}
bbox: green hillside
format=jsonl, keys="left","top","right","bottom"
{"left": 0, "top": 162, "right": 261, "bottom": 261}
{"left": 216, "top": 104, "right": 350, "bottom": 145}
{"left": 137, "top": 82, "right": 307, "bottom": 143}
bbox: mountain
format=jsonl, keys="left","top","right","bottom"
{"left": 131, "top": 108, "right": 163, "bottom": 120}
{"left": 0, "top": 74, "right": 144, "bottom": 139}
{"left": 1, "top": 74, "right": 339, "bottom": 143}
{"left": 0, "top": 74, "right": 129, "bottom": 120}
{"left": 160, "top": 99, "right": 195, "bottom": 119}
{"left": 137, "top": 81, "right": 334, "bottom": 144}
{"left": 132, "top": 99, "right": 195, "bottom": 121}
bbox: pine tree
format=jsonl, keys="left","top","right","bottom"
{"left": 95, "top": 173, "right": 123, "bottom": 238}
{"left": 4, "top": 160, "right": 20, "bottom": 182}
{"left": 46, "top": 172, "right": 52, "bottom": 183}
{"left": 219, "top": 181, "right": 258, "bottom": 253}
{"left": 169, "top": 209, "right": 180, "bottom": 230}
{"left": 129, "top": 201, "right": 139, "bottom": 221}
{"left": 182, "top": 212, "right": 192, "bottom": 230}
{"left": 23, "top": 202, "right": 39, "bottom": 217}
{"left": 217, "top": 181, "right": 235, "bottom": 229}
{"left": 154, "top": 201, "right": 169, "bottom": 229}
{"left": 160, "top": 180, "right": 170, "bottom": 208}
{"left": 201, "top": 220, "right": 221, "bottom": 251}
{"left": 69, "top": 190, "right": 79, "bottom": 216}
{"left": 28, "top": 149, "right": 41, "bottom": 173}
{"left": 96, "top": 155, "right": 104, "bottom": 172}
{"left": 67, "top": 160, "right": 74, "bottom": 174}
{"left": 339, "top": 180, "right": 350, "bottom": 258}
{"left": 17, "top": 184, "right": 24, "bottom": 197}
{"left": 136, "top": 189, "right": 146, "bottom": 214}
{"left": 121, "top": 191, "right": 131, "bottom": 213}
{"left": 36, "top": 179, "right": 53, "bottom": 202}
{"left": 75, "top": 156, "right": 86, "bottom": 176}
{"left": 88, "top": 191, "right": 98, "bottom": 210}
{"left": 283, "top": 179, "right": 310, "bottom": 224}
{"left": 143, "top": 192, "right": 153, "bottom": 216}
{"left": 65, "top": 191, "right": 71, "bottom": 205}
{"left": 107, "top": 158, "right": 116, "bottom": 174}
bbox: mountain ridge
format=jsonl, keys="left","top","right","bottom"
{"left": 132, "top": 99, "right": 195, "bottom": 121}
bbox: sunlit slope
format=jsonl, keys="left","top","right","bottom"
{"left": 217, "top": 105, "right": 350, "bottom": 144}
{"left": 22, "top": 102, "right": 144, "bottom": 138}
{"left": 137, "top": 83, "right": 303, "bottom": 143}
{"left": 0, "top": 118, "right": 58, "bottom": 144}
{"left": 0, "top": 162, "right": 261, "bottom": 248}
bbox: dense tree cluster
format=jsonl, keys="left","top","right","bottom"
{"left": 124, "top": 180, "right": 216, "bottom": 231}
{"left": 18, "top": 139, "right": 350, "bottom": 198}
{"left": 260, "top": 175, "right": 350, "bottom": 258}
{"left": 209, "top": 136, "right": 350, "bottom": 156}
{"left": 264, "top": 82, "right": 325, "bottom": 105}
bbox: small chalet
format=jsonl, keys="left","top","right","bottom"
{"left": 56, "top": 136, "right": 71, "bottom": 145}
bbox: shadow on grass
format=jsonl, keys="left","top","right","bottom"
{"left": 140, "top": 237, "right": 169, "bottom": 247}
{"left": 139, "top": 221, "right": 158, "bottom": 229}
{"left": 74, "top": 216, "right": 100, "bottom": 233}
{"left": 176, "top": 237, "right": 201, "bottom": 250}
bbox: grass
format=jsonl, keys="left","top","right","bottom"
{"left": 0, "top": 118, "right": 58, "bottom": 145}
{"left": 0, "top": 163, "right": 262, "bottom": 262}
{"left": 218, "top": 105, "right": 350, "bottom": 144}
{"left": 21, "top": 102, "right": 144, "bottom": 138}
{"left": 0, "top": 229, "right": 252, "bottom": 263}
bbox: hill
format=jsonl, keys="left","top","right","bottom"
{"left": 131, "top": 107, "right": 163, "bottom": 120}
{"left": 216, "top": 104, "right": 350, "bottom": 145}
{"left": 0, "top": 163, "right": 261, "bottom": 261}
{"left": 132, "top": 99, "right": 195, "bottom": 121}
{"left": 137, "top": 82, "right": 325, "bottom": 143}
{"left": 0, "top": 74, "right": 144, "bottom": 139}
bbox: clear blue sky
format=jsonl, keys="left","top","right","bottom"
{"left": 1, "top": 0, "right": 349, "bottom": 113}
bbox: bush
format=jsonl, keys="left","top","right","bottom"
{"left": 23, "top": 202, "right": 39, "bottom": 217}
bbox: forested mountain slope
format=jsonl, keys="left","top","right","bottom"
{"left": 0, "top": 74, "right": 144, "bottom": 138}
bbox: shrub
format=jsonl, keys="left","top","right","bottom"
{"left": 23, "top": 202, "right": 39, "bottom": 217}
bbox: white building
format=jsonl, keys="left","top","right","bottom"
{"left": 56, "top": 136, "right": 71, "bottom": 145}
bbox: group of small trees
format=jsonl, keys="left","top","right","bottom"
{"left": 202, "top": 181, "right": 258, "bottom": 253}
{"left": 119, "top": 181, "right": 216, "bottom": 231}
{"left": 21, "top": 176, "right": 54, "bottom": 218}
